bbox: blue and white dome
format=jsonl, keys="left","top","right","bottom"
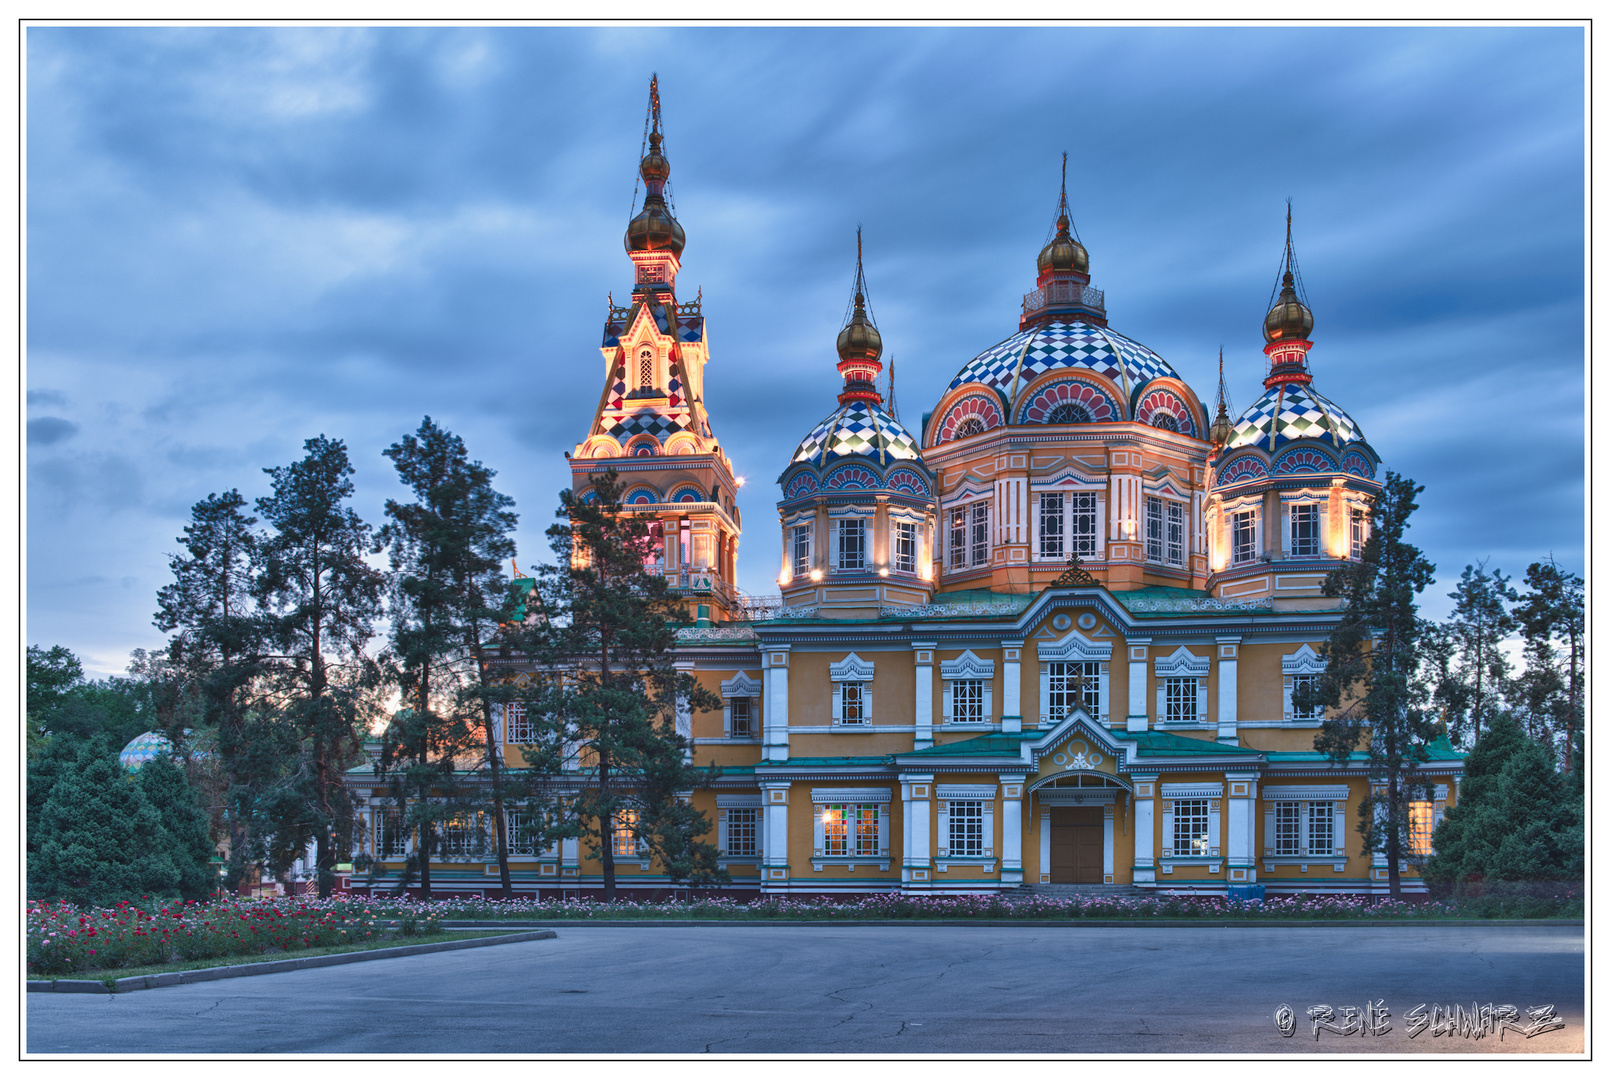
{"left": 791, "top": 400, "right": 923, "bottom": 467}
{"left": 1225, "top": 381, "right": 1366, "bottom": 452}
{"left": 944, "top": 318, "right": 1184, "bottom": 416}
{"left": 119, "top": 731, "right": 173, "bottom": 772}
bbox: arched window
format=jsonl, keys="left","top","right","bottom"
{"left": 1047, "top": 403, "right": 1092, "bottom": 424}
{"left": 638, "top": 347, "right": 654, "bottom": 390}
{"left": 955, "top": 417, "right": 987, "bottom": 439}
{"left": 1151, "top": 413, "right": 1181, "bottom": 433}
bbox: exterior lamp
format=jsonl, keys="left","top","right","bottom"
{"left": 810, "top": 569, "right": 823, "bottom": 581}
{"left": 878, "top": 568, "right": 889, "bottom": 577}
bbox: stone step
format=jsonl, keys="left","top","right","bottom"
{"left": 1016, "top": 883, "right": 1150, "bottom": 899}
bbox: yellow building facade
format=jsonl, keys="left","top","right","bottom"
{"left": 344, "top": 89, "right": 1462, "bottom": 901}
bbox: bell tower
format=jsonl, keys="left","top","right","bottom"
{"left": 570, "top": 77, "right": 743, "bottom": 625}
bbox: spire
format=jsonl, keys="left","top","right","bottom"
{"left": 624, "top": 74, "right": 685, "bottom": 259}
{"left": 1036, "top": 151, "right": 1089, "bottom": 278}
{"left": 1262, "top": 201, "right": 1316, "bottom": 388}
{"left": 835, "top": 227, "right": 884, "bottom": 406}
{"left": 886, "top": 353, "right": 899, "bottom": 423}
{"left": 1208, "top": 346, "right": 1234, "bottom": 448}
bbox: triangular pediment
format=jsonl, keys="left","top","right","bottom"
{"left": 1021, "top": 710, "right": 1128, "bottom": 778}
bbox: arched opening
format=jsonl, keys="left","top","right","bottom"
{"left": 955, "top": 417, "right": 987, "bottom": 439}
{"left": 1151, "top": 413, "right": 1181, "bottom": 433}
{"left": 1047, "top": 402, "right": 1092, "bottom": 425}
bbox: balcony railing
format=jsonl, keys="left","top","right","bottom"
{"left": 1023, "top": 280, "right": 1105, "bottom": 318}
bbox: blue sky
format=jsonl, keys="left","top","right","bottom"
{"left": 26, "top": 25, "right": 1584, "bottom": 677}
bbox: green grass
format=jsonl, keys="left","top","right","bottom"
{"left": 28, "top": 929, "right": 507, "bottom": 986}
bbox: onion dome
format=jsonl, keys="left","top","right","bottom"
{"left": 1263, "top": 269, "right": 1313, "bottom": 343}
{"left": 623, "top": 80, "right": 686, "bottom": 257}
{"left": 836, "top": 290, "right": 883, "bottom": 363}
{"left": 1207, "top": 347, "right": 1235, "bottom": 447}
{"left": 1037, "top": 211, "right": 1089, "bottom": 275}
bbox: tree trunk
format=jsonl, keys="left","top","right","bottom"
{"left": 476, "top": 652, "right": 513, "bottom": 899}
{"left": 599, "top": 753, "right": 616, "bottom": 901}
{"left": 1385, "top": 777, "right": 1402, "bottom": 900}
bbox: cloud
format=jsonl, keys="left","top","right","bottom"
{"left": 27, "top": 416, "right": 79, "bottom": 445}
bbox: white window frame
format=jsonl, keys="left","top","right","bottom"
{"left": 720, "top": 672, "right": 762, "bottom": 739}
{"left": 892, "top": 519, "right": 918, "bottom": 573}
{"left": 505, "top": 808, "right": 537, "bottom": 856}
{"left": 1288, "top": 501, "right": 1321, "bottom": 558}
{"left": 1232, "top": 507, "right": 1259, "bottom": 565}
{"left": 810, "top": 788, "right": 891, "bottom": 860}
{"left": 830, "top": 653, "right": 875, "bottom": 726}
{"left": 720, "top": 806, "right": 760, "bottom": 858}
{"left": 374, "top": 807, "right": 408, "bottom": 857}
{"left": 1038, "top": 491, "right": 1065, "bottom": 561}
{"left": 1037, "top": 628, "right": 1113, "bottom": 725}
{"left": 790, "top": 521, "right": 813, "bottom": 578}
{"left": 612, "top": 806, "right": 643, "bottom": 858}
{"left": 971, "top": 502, "right": 990, "bottom": 566}
{"left": 502, "top": 702, "right": 535, "bottom": 745}
{"left": 940, "top": 649, "right": 995, "bottom": 726}
{"left": 1069, "top": 490, "right": 1099, "bottom": 558}
{"left": 1166, "top": 499, "right": 1185, "bottom": 566}
{"left": 1154, "top": 646, "right": 1210, "bottom": 726}
{"left": 836, "top": 516, "right": 866, "bottom": 572}
{"left": 1145, "top": 495, "right": 1166, "bottom": 563}
{"left": 1262, "top": 785, "right": 1348, "bottom": 860}
{"left": 1350, "top": 505, "right": 1369, "bottom": 560}
{"left": 1282, "top": 645, "right": 1327, "bottom": 722}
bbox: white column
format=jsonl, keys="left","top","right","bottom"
{"left": 1216, "top": 636, "right": 1240, "bottom": 745}
{"left": 1001, "top": 639, "right": 1023, "bottom": 733}
{"left": 762, "top": 646, "right": 790, "bottom": 762}
{"left": 1103, "top": 804, "right": 1116, "bottom": 883}
{"left": 913, "top": 641, "right": 936, "bottom": 749}
{"left": 1226, "top": 773, "right": 1258, "bottom": 895}
{"left": 674, "top": 658, "right": 695, "bottom": 761}
{"left": 901, "top": 774, "right": 932, "bottom": 890}
{"left": 1126, "top": 638, "right": 1151, "bottom": 732}
{"left": 1038, "top": 803, "right": 1052, "bottom": 884}
{"left": 1000, "top": 776, "right": 1025, "bottom": 886}
{"left": 761, "top": 782, "right": 791, "bottom": 892}
{"left": 1132, "top": 776, "right": 1156, "bottom": 885}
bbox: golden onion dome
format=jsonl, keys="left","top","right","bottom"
{"left": 639, "top": 131, "right": 670, "bottom": 185}
{"left": 1037, "top": 213, "right": 1089, "bottom": 275}
{"left": 1263, "top": 271, "right": 1314, "bottom": 343}
{"left": 623, "top": 131, "right": 685, "bottom": 256}
{"left": 836, "top": 292, "right": 882, "bottom": 362}
{"left": 1208, "top": 407, "right": 1234, "bottom": 448}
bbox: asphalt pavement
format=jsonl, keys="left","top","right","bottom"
{"left": 26, "top": 923, "right": 1585, "bottom": 1055}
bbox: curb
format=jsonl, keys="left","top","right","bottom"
{"left": 27, "top": 929, "right": 555, "bottom": 994}
{"left": 438, "top": 918, "right": 1582, "bottom": 930}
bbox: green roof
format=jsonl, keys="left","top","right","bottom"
{"left": 904, "top": 732, "right": 1036, "bottom": 758}
{"left": 1111, "top": 729, "right": 1263, "bottom": 756}
{"left": 754, "top": 755, "right": 896, "bottom": 769}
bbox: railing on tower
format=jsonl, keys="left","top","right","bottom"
{"left": 1022, "top": 281, "right": 1105, "bottom": 319}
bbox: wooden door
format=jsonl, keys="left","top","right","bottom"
{"left": 1049, "top": 806, "right": 1104, "bottom": 883}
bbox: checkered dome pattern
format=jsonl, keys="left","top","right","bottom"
{"left": 792, "top": 401, "right": 923, "bottom": 465}
{"left": 609, "top": 412, "right": 686, "bottom": 441}
{"left": 946, "top": 319, "right": 1180, "bottom": 409}
{"left": 119, "top": 730, "right": 173, "bottom": 773}
{"left": 1226, "top": 382, "right": 1366, "bottom": 452}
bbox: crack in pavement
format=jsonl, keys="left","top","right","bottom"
{"left": 194, "top": 999, "right": 223, "bottom": 1017}
{"left": 824, "top": 984, "right": 877, "bottom": 1027}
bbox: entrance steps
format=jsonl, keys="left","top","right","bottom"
{"left": 1015, "top": 883, "right": 1150, "bottom": 900}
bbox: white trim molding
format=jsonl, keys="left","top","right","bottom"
{"left": 829, "top": 653, "right": 876, "bottom": 681}
{"left": 940, "top": 650, "right": 996, "bottom": 681}
{"left": 810, "top": 788, "right": 893, "bottom": 804}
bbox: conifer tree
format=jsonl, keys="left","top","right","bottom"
{"left": 1303, "top": 472, "right": 1439, "bottom": 900}
{"left": 523, "top": 469, "right": 724, "bottom": 900}
{"left": 1434, "top": 561, "right": 1517, "bottom": 742}
{"left": 254, "top": 436, "right": 385, "bottom": 898}
{"left": 137, "top": 753, "right": 219, "bottom": 901}
{"left": 1514, "top": 559, "right": 1584, "bottom": 773}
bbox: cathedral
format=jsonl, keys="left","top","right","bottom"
{"left": 345, "top": 82, "right": 1463, "bottom": 900}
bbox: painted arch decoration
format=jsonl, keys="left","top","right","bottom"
{"left": 1134, "top": 388, "right": 1198, "bottom": 437}
{"left": 623, "top": 485, "right": 661, "bottom": 505}
{"left": 1273, "top": 447, "right": 1339, "bottom": 475}
{"left": 824, "top": 463, "right": 881, "bottom": 491}
{"left": 668, "top": 485, "right": 706, "bottom": 503}
{"left": 1016, "top": 377, "right": 1119, "bottom": 425}
{"left": 782, "top": 471, "right": 820, "bottom": 502}
{"left": 935, "top": 394, "right": 1005, "bottom": 444}
{"left": 1341, "top": 450, "right": 1376, "bottom": 479}
{"left": 1215, "top": 454, "right": 1268, "bottom": 487}
{"left": 885, "top": 467, "right": 932, "bottom": 498}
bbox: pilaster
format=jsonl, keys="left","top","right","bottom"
{"left": 1001, "top": 639, "right": 1023, "bottom": 733}
{"left": 900, "top": 773, "right": 934, "bottom": 890}
{"left": 1132, "top": 774, "right": 1157, "bottom": 885}
{"left": 762, "top": 646, "right": 791, "bottom": 762}
{"left": 912, "top": 641, "right": 936, "bottom": 749}
{"left": 1126, "top": 637, "right": 1151, "bottom": 732}
{"left": 1215, "top": 636, "right": 1240, "bottom": 745}
{"left": 1225, "top": 771, "right": 1261, "bottom": 900}
{"left": 760, "top": 781, "right": 792, "bottom": 892}
{"left": 1000, "top": 775, "right": 1025, "bottom": 886}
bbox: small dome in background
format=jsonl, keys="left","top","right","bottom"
{"left": 119, "top": 731, "right": 172, "bottom": 772}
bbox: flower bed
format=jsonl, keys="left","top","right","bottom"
{"left": 27, "top": 897, "right": 442, "bottom": 977}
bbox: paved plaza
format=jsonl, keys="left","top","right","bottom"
{"left": 27, "top": 923, "right": 1584, "bottom": 1055}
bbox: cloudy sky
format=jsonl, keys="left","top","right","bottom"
{"left": 26, "top": 25, "right": 1584, "bottom": 677}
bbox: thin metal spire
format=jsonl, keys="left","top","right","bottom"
{"left": 886, "top": 353, "right": 899, "bottom": 422}
{"left": 1268, "top": 198, "right": 1307, "bottom": 308}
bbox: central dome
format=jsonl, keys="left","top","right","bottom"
{"left": 944, "top": 318, "right": 1185, "bottom": 415}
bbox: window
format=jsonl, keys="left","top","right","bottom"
{"left": 440, "top": 814, "right": 482, "bottom": 858}
{"left": 819, "top": 804, "right": 883, "bottom": 858}
{"left": 1232, "top": 509, "right": 1257, "bottom": 565}
{"left": 725, "top": 808, "right": 758, "bottom": 857}
{"left": 790, "top": 523, "right": 812, "bottom": 578}
{"left": 853, "top": 806, "right": 881, "bottom": 856}
{"left": 613, "top": 807, "right": 640, "bottom": 858}
{"left": 1290, "top": 673, "right": 1322, "bottom": 720}
{"left": 955, "top": 417, "right": 987, "bottom": 439}
{"left": 505, "top": 809, "right": 536, "bottom": 856}
{"left": 948, "top": 507, "right": 968, "bottom": 570}
{"left": 1290, "top": 503, "right": 1320, "bottom": 557}
{"left": 1273, "top": 801, "right": 1334, "bottom": 857}
{"left": 729, "top": 696, "right": 754, "bottom": 738}
{"left": 1039, "top": 493, "right": 1065, "bottom": 560}
{"left": 1070, "top": 491, "right": 1098, "bottom": 557}
{"left": 638, "top": 348, "right": 654, "bottom": 390}
{"left": 504, "top": 703, "right": 535, "bottom": 745}
{"left": 646, "top": 522, "right": 665, "bottom": 570}
{"left": 1351, "top": 508, "right": 1367, "bottom": 560}
{"left": 1408, "top": 801, "right": 1437, "bottom": 857}
{"left": 950, "top": 680, "right": 986, "bottom": 723}
{"left": 1151, "top": 413, "right": 1180, "bottom": 433}
{"left": 948, "top": 801, "right": 985, "bottom": 856}
{"left": 893, "top": 520, "right": 917, "bottom": 573}
{"left": 839, "top": 682, "right": 867, "bottom": 724}
{"left": 837, "top": 518, "right": 866, "bottom": 572}
{"left": 1047, "top": 402, "right": 1091, "bottom": 424}
{"left": 375, "top": 809, "right": 406, "bottom": 857}
{"left": 1146, "top": 497, "right": 1165, "bottom": 562}
{"left": 821, "top": 804, "right": 850, "bottom": 856}
{"left": 1166, "top": 501, "right": 1185, "bottom": 567}
{"left": 1163, "top": 676, "right": 1198, "bottom": 724}
{"left": 971, "top": 503, "right": 990, "bottom": 566}
{"left": 1172, "top": 799, "right": 1211, "bottom": 857}
{"left": 1047, "top": 661, "right": 1101, "bottom": 720}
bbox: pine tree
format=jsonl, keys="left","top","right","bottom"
{"left": 523, "top": 469, "right": 725, "bottom": 900}
{"left": 1304, "top": 472, "right": 1439, "bottom": 900}
{"left": 1514, "top": 559, "right": 1584, "bottom": 773}
{"left": 137, "top": 754, "right": 219, "bottom": 901}
{"left": 1434, "top": 561, "right": 1517, "bottom": 742}
{"left": 27, "top": 644, "right": 83, "bottom": 759}
{"left": 254, "top": 436, "right": 385, "bottom": 898}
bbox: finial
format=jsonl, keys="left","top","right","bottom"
{"left": 854, "top": 225, "right": 867, "bottom": 306}
{"left": 887, "top": 353, "right": 899, "bottom": 423}
{"left": 1208, "top": 346, "right": 1235, "bottom": 448}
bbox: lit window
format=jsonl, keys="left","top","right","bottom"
{"left": 837, "top": 518, "right": 865, "bottom": 571}
{"left": 1039, "top": 492, "right": 1065, "bottom": 560}
{"left": 638, "top": 348, "right": 654, "bottom": 390}
{"left": 440, "top": 814, "right": 483, "bottom": 858}
{"left": 971, "top": 503, "right": 990, "bottom": 566}
{"left": 1232, "top": 509, "right": 1258, "bottom": 565}
{"left": 1172, "top": 799, "right": 1211, "bottom": 857}
{"left": 821, "top": 805, "right": 849, "bottom": 856}
{"left": 951, "top": 680, "right": 986, "bottom": 723}
{"left": 1408, "top": 801, "right": 1437, "bottom": 857}
{"left": 1070, "top": 491, "right": 1098, "bottom": 557}
{"left": 725, "top": 808, "right": 758, "bottom": 857}
{"left": 790, "top": 523, "right": 812, "bottom": 578}
{"left": 948, "top": 801, "right": 985, "bottom": 856}
{"left": 1146, "top": 496, "right": 1165, "bottom": 562}
{"left": 839, "top": 682, "right": 867, "bottom": 725}
{"left": 375, "top": 809, "right": 406, "bottom": 857}
{"left": 729, "top": 697, "right": 754, "bottom": 738}
{"left": 613, "top": 807, "right": 640, "bottom": 858}
{"left": 1163, "top": 676, "right": 1198, "bottom": 724}
{"left": 819, "top": 804, "right": 878, "bottom": 856}
{"left": 504, "top": 703, "right": 535, "bottom": 745}
{"left": 1290, "top": 673, "right": 1322, "bottom": 720}
{"left": 1166, "top": 501, "right": 1185, "bottom": 567}
{"left": 1290, "top": 503, "right": 1320, "bottom": 557}
{"left": 893, "top": 520, "right": 917, "bottom": 573}
{"left": 1047, "top": 661, "right": 1100, "bottom": 720}
{"left": 1351, "top": 507, "right": 1368, "bottom": 560}
{"left": 854, "top": 805, "right": 881, "bottom": 856}
{"left": 949, "top": 507, "right": 968, "bottom": 570}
